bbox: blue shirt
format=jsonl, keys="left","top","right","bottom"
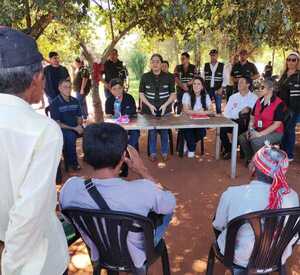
{"left": 50, "top": 95, "right": 82, "bottom": 127}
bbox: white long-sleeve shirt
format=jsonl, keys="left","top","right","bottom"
{"left": 213, "top": 180, "right": 299, "bottom": 268}
{"left": 223, "top": 91, "right": 258, "bottom": 120}
{"left": 0, "top": 94, "right": 69, "bottom": 275}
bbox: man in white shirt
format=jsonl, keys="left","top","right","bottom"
{"left": 0, "top": 27, "right": 69, "bottom": 275}
{"left": 213, "top": 145, "right": 299, "bottom": 274}
{"left": 221, "top": 77, "right": 258, "bottom": 159}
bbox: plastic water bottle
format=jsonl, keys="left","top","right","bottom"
{"left": 114, "top": 96, "right": 121, "bottom": 119}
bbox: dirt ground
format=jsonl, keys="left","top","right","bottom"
{"left": 63, "top": 129, "right": 300, "bottom": 275}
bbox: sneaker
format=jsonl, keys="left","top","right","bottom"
{"left": 162, "top": 154, "right": 168, "bottom": 161}
{"left": 187, "top": 151, "right": 195, "bottom": 158}
{"left": 149, "top": 154, "right": 157, "bottom": 162}
{"left": 288, "top": 158, "right": 294, "bottom": 162}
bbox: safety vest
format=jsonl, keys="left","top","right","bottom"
{"left": 141, "top": 71, "right": 174, "bottom": 115}
{"left": 204, "top": 62, "right": 224, "bottom": 90}
{"left": 175, "top": 64, "right": 196, "bottom": 92}
{"left": 253, "top": 96, "right": 284, "bottom": 134}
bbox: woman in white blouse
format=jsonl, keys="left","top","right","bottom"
{"left": 182, "top": 77, "right": 213, "bottom": 157}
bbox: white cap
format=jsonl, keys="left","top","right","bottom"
{"left": 288, "top": 51, "right": 300, "bottom": 59}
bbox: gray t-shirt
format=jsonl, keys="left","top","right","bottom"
{"left": 59, "top": 176, "right": 176, "bottom": 267}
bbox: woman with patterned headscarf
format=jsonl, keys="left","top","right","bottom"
{"left": 212, "top": 145, "right": 299, "bottom": 273}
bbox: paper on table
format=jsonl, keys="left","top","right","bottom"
{"left": 190, "top": 114, "right": 209, "bottom": 119}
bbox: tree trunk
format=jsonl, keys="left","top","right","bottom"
{"left": 80, "top": 42, "right": 104, "bottom": 122}
{"left": 79, "top": 21, "right": 140, "bottom": 121}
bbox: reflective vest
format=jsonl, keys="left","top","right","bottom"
{"left": 174, "top": 64, "right": 196, "bottom": 92}
{"left": 204, "top": 62, "right": 224, "bottom": 90}
{"left": 253, "top": 96, "right": 284, "bottom": 134}
{"left": 140, "top": 71, "right": 174, "bottom": 115}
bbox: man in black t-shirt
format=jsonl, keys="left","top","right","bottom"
{"left": 100, "top": 49, "right": 128, "bottom": 98}
{"left": 231, "top": 49, "right": 259, "bottom": 92}
{"left": 44, "top": 51, "right": 70, "bottom": 103}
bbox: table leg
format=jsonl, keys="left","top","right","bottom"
{"left": 231, "top": 124, "right": 238, "bottom": 178}
{"left": 215, "top": 127, "right": 220, "bottom": 160}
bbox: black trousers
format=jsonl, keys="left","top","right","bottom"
{"left": 220, "top": 118, "right": 249, "bottom": 153}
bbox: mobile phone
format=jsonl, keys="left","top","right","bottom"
{"left": 119, "top": 148, "right": 130, "bottom": 177}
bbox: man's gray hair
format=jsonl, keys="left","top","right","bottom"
{"left": 0, "top": 62, "right": 43, "bottom": 95}
{"left": 263, "top": 79, "right": 274, "bottom": 91}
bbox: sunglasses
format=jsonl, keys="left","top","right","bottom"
{"left": 287, "top": 58, "right": 297, "bottom": 62}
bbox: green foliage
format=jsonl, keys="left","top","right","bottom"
{"left": 0, "top": 0, "right": 90, "bottom": 39}
{"left": 127, "top": 50, "right": 147, "bottom": 80}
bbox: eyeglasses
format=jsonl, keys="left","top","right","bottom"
{"left": 287, "top": 58, "right": 298, "bottom": 62}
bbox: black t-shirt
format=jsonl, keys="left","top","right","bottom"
{"left": 252, "top": 96, "right": 285, "bottom": 121}
{"left": 231, "top": 61, "right": 259, "bottom": 80}
{"left": 103, "top": 59, "right": 126, "bottom": 83}
{"left": 73, "top": 66, "right": 90, "bottom": 92}
{"left": 44, "top": 65, "right": 70, "bottom": 99}
{"left": 105, "top": 93, "right": 137, "bottom": 117}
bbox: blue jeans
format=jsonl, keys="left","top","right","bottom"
{"left": 282, "top": 112, "right": 300, "bottom": 158}
{"left": 62, "top": 129, "right": 78, "bottom": 166}
{"left": 232, "top": 268, "right": 247, "bottom": 275}
{"left": 148, "top": 129, "right": 169, "bottom": 156}
{"left": 154, "top": 214, "right": 173, "bottom": 245}
{"left": 183, "top": 128, "right": 206, "bottom": 152}
{"left": 128, "top": 130, "right": 140, "bottom": 149}
{"left": 76, "top": 92, "right": 88, "bottom": 119}
{"left": 209, "top": 88, "right": 222, "bottom": 114}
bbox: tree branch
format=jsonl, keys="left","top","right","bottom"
{"left": 101, "top": 19, "right": 142, "bottom": 62}
{"left": 28, "top": 12, "right": 53, "bottom": 40}
{"left": 24, "top": 0, "right": 32, "bottom": 29}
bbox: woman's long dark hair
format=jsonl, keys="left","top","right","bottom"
{"left": 189, "top": 76, "right": 208, "bottom": 110}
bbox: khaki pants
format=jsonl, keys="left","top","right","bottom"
{"left": 0, "top": 241, "right": 3, "bottom": 275}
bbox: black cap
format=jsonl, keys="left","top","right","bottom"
{"left": 0, "top": 26, "right": 43, "bottom": 69}
{"left": 209, "top": 49, "right": 218, "bottom": 55}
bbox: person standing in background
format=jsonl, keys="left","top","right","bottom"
{"left": 231, "top": 49, "right": 260, "bottom": 92}
{"left": 44, "top": 51, "right": 70, "bottom": 104}
{"left": 202, "top": 49, "right": 225, "bottom": 114}
{"left": 223, "top": 54, "right": 239, "bottom": 101}
{"left": 100, "top": 49, "right": 128, "bottom": 98}
{"left": 72, "top": 57, "right": 91, "bottom": 120}
{"left": 174, "top": 52, "right": 197, "bottom": 114}
{"left": 277, "top": 52, "right": 300, "bottom": 161}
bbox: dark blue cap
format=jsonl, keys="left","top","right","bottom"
{"left": 0, "top": 26, "right": 43, "bottom": 68}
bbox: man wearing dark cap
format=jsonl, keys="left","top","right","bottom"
{"left": 202, "top": 49, "right": 225, "bottom": 114}
{"left": 44, "top": 51, "right": 70, "bottom": 103}
{"left": 0, "top": 27, "right": 69, "bottom": 275}
{"left": 231, "top": 49, "right": 259, "bottom": 92}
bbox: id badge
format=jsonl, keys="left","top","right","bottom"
{"left": 257, "top": 120, "right": 263, "bottom": 128}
